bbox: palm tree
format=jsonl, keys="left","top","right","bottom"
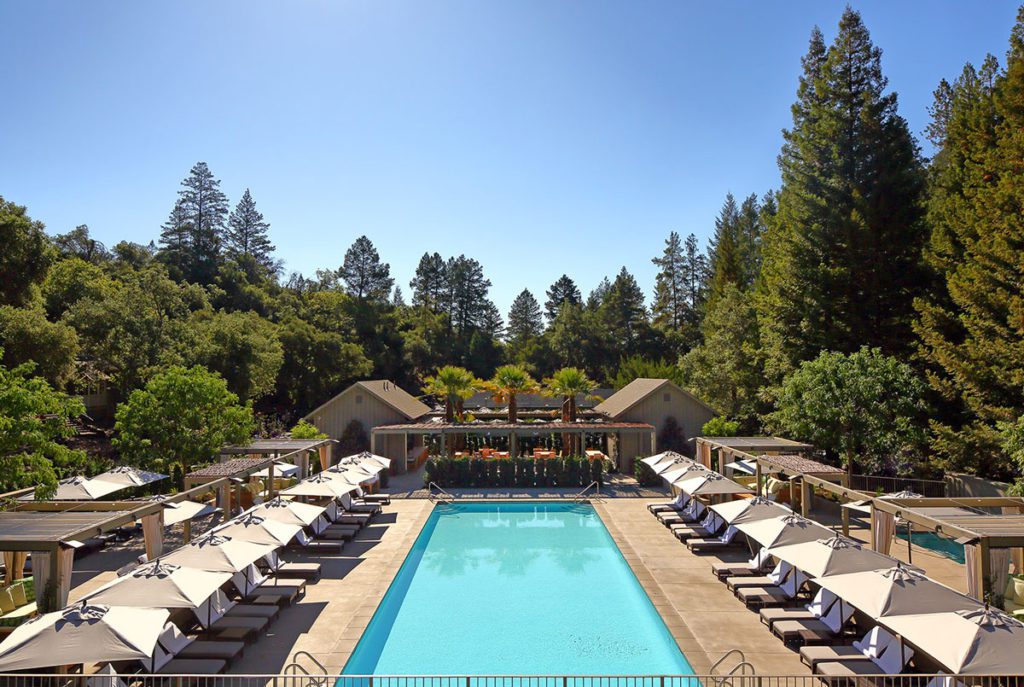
{"left": 543, "top": 367, "right": 600, "bottom": 454}
{"left": 422, "top": 366, "right": 480, "bottom": 422}
{"left": 485, "top": 365, "right": 538, "bottom": 423}
{"left": 543, "top": 367, "right": 599, "bottom": 422}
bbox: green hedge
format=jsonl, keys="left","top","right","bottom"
{"left": 425, "top": 456, "right": 604, "bottom": 489}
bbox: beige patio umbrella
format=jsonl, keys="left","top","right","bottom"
{"left": 0, "top": 602, "right": 169, "bottom": 671}
{"left": 253, "top": 496, "right": 326, "bottom": 528}
{"left": 84, "top": 561, "right": 231, "bottom": 609}
{"left": 162, "top": 533, "right": 278, "bottom": 574}
{"left": 674, "top": 471, "right": 752, "bottom": 496}
{"left": 767, "top": 534, "right": 902, "bottom": 578}
{"left": 212, "top": 511, "right": 303, "bottom": 546}
{"left": 335, "top": 450, "right": 391, "bottom": 473}
{"left": 328, "top": 460, "right": 379, "bottom": 479}
{"left": 881, "top": 606, "right": 1024, "bottom": 675}
{"left": 22, "top": 475, "right": 125, "bottom": 501}
{"left": 735, "top": 513, "right": 833, "bottom": 549}
{"left": 711, "top": 496, "right": 792, "bottom": 525}
{"left": 94, "top": 466, "right": 168, "bottom": 487}
{"left": 161, "top": 499, "right": 216, "bottom": 527}
{"left": 814, "top": 563, "right": 982, "bottom": 619}
{"left": 281, "top": 472, "right": 360, "bottom": 499}
{"left": 642, "top": 451, "right": 692, "bottom": 474}
{"left": 660, "top": 463, "right": 708, "bottom": 486}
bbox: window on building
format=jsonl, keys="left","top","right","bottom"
{"left": 356, "top": 394, "right": 363, "bottom": 404}
{"left": 663, "top": 392, "right": 671, "bottom": 403}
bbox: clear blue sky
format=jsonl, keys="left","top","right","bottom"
{"left": 2, "top": 1, "right": 1018, "bottom": 314}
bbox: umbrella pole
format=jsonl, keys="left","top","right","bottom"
{"left": 906, "top": 524, "right": 913, "bottom": 565}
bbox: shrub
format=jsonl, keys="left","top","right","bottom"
{"left": 702, "top": 416, "right": 741, "bottom": 437}
{"left": 485, "top": 459, "right": 498, "bottom": 486}
{"left": 591, "top": 458, "right": 604, "bottom": 485}
{"left": 515, "top": 458, "right": 533, "bottom": 487}
{"left": 634, "top": 460, "right": 661, "bottom": 487}
{"left": 455, "top": 459, "right": 470, "bottom": 487}
{"left": 291, "top": 419, "right": 327, "bottom": 440}
{"left": 497, "top": 458, "right": 514, "bottom": 487}
{"left": 545, "top": 458, "right": 561, "bottom": 487}
{"left": 470, "top": 458, "right": 486, "bottom": 487}
{"left": 337, "top": 419, "right": 369, "bottom": 456}
{"left": 659, "top": 416, "right": 688, "bottom": 454}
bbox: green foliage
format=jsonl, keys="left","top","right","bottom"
{"left": 634, "top": 460, "right": 661, "bottom": 487}
{"left": 757, "top": 10, "right": 927, "bottom": 385}
{"left": 658, "top": 416, "right": 687, "bottom": 454}
{"left": 42, "top": 258, "right": 112, "bottom": 319}
{"left": 290, "top": 419, "right": 327, "bottom": 440}
{"left": 0, "top": 306, "right": 79, "bottom": 388}
{"left": 225, "top": 189, "right": 277, "bottom": 277}
{"left": 767, "top": 348, "right": 928, "bottom": 475}
{"left": 274, "top": 317, "right": 372, "bottom": 412}
{"left": 506, "top": 289, "right": 543, "bottom": 346}
{"left": 651, "top": 230, "right": 706, "bottom": 352}
{"left": 424, "top": 456, "right": 602, "bottom": 489}
{"left": 114, "top": 365, "right": 255, "bottom": 477}
{"left": 422, "top": 366, "right": 481, "bottom": 421}
{"left": 485, "top": 364, "right": 539, "bottom": 422}
{"left": 337, "top": 420, "right": 369, "bottom": 455}
{"left": 0, "top": 355, "right": 90, "bottom": 498}
{"left": 610, "top": 355, "right": 685, "bottom": 390}
{"left": 0, "top": 197, "right": 54, "bottom": 307}
{"left": 702, "top": 416, "right": 741, "bottom": 437}
{"left": 158, "top": 162, "right": 229, "bottom": 285}
{"left": 544, "top": 275, "right": 581, "bottom": 322}
{"left": 188, "top": 310, "right": 283, "bottom": 400}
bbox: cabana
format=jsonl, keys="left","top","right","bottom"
{"left": 219, "top": 438, "right": 336, "bottom": 474}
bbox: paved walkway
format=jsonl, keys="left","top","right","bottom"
{"left": 594, "top": 498, "right": 809, "bottom": 676}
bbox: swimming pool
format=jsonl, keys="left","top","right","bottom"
{"left": 895, "top": 530, "right": 966, "bottom": 564}
{"left": 343, "top": 502, "right": 693, "bottom": 676}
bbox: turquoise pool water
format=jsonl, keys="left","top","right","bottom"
{"left": 342, "top": 502, "right": 693, "bottom": 676}
{"left": 895, "top": 530, "right": 966, "bottom": 564}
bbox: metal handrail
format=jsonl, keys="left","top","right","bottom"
{"left": 427, "top": 482, "right": 455, "bottom": 503}
{"left": 572, "top": 480, "right": 600, "bottom": 503}
{"left": 285, "top": 651, "right": 329, "bottom": 687}
{"left": 708, "top": 649, "right": 746, "bottom": 675}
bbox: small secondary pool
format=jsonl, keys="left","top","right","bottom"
{"left": 895, "top": 530, "right": 966, "bottom": 564}
{"left": 343, "top": 502, "right": 693, "bottom": 676}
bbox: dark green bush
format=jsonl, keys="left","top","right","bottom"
{"left": 545, "top": 458, "right": 561, "bottom": 487}
{"left": 484, "top": 459, "right": 498, "bottom": 486}
{"left": 634, "top": 460, "right": 661, "bottom": 487}
{"left": 497, "top": 458, "right": 514, "bottom": 487}
{"left": 514, "top": 458, "right": 533, "bottom": 487}
{"left": 469, "top": 458, "right": 485, "bottom": 487}
{"left": 591, "top": 458, "right": 604, "bottom": 485}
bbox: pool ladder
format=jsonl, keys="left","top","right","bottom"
{"left": 708, "top": 649, "right": 756, "bottom": 687}
{"left": 572, "top": 480, "right": 601, "bottom": 504}
{"left": 427, "top": 481, "right": 455, "bottom": 504}
{"left": 283, "top": 651, "right": 329, "bottom": 687}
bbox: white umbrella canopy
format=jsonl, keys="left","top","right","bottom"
{"left": 882, "top": 606, "right": 1024, "bottom": 675}
{"left": 767, "top": 534, "right": 902, "bottom": 578}
{"left": 814, "top": 564, "right": 983, "bottom": 620}
{"left": 660, "top": 463, "right": 708, "bottom": 486}
{"left": 338, "top": 451, "right": 391, "bottom": 471}
{"left": 161, "top": 533, "right": 278, "bottom": 574}
{"left": 161, "top": 499, "right": 216, "bottom": 527}
{"left": 94, "top": 466, "right": 168, "bottom": 487}
{"left": 84, "top": 561, "right": 231, "bottom": 609}
{"left": 213, "top": 511, "right": 302, "bottom": 546}
{"left": 735, "top": 513, "right": 834, "bottom": 549}
{"left": 281, "top": 473, "right": 360, "bottom": 499}
{"left": 711, "top": 496, "right": 791, "bottom": 525}
{"left": 252, "top": 461, "right": 301, "bottom": 478}
{"left": 22, "top": 475, "right": 125, "bottom": 501}
{"left": 674, "top": 472, "right": 752, "bottom": 496}
{"left": 329, "top": 460, "right": 379, "bottom": 479}
{"left": 0, "top": 602, "right": 169, "bottom": 671}
{"left": 642, "top": 451, "right": 693, "bottom": 474}
{"left": 253, "top": 496, "right": 326, "bottom": 527}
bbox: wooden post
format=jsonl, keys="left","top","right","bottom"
{"left": 755, "top": 460, "right": 763, "bottom": 497}
{"left": 800, "top": 479, "right": 810, "bottom": 518}
{"left": 869, "top": 504, "right": 876, "bottom": 551}
{"left": 299, "top": 450, "right": 310, "bottom": 479}
{"left": 841, "top": 501, "right": 850, "bottom": 536}
{"left": 978, "top": 538, "right": 992, "bottom": 602}
{"left": 510, "top": 431, "right": 518, "bottom": 459}
{"left": 267, "top": 463, "right": 276, "bottom": 499}
{"left": 183, "top": 518, "right": 192, "bottom": 543}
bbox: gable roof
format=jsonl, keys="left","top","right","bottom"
{"left": 463, "top": 389, "right": 614, "bottom": 410}
{"left": 304, "top": 380, "right": 430, "bottom": 422}
{"left": 594, "top": 378, "right": 717, "bottom": 418}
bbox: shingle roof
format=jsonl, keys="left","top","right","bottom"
{"left": 186, "top": 457, "right": 271, "bottom": 479}
{"left": 594, "top": 378, "right": 717, "bottom": 418}
{"left": 463, "top": 389, "right": 613, "bottom": 410}
{"left": 759, "top": 453, "right": 844, "bottom": 475}
{"left": 303, "top": 380, "right": 431, "bottom": 422}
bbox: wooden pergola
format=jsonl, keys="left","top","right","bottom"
{"left": 371, "top": 420, "right": 655, "bottom": 462}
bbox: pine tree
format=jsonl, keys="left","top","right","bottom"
{"left": 507, "top": 289, "right": 543, "bottom": 344}
{"left": 339, "top": 236, "right": 393, "bottom": 302}
{"left": 446, "top": 255, "right": 492, "bottom": 337}
{"left": 757, "top": 10, "right": 927, "bottom": 384}
{"left": 706, "top": 193, "right": 744, "bottom": 302}
{"left": 586, "top": 277, "right": 612, "bottom": 311}
{"left": 162, "top": 162, "right": 229, "bottom": 284}
{"left": 480, "top": 300, "right": 505, "bottom": 338}
{"left": 158, "top": 200, "right": 192, "bottom": 280}
{"left": 914, "top": 11, "right": 1024, "bottom": 478}
{"left": 225, "top": 189, "right": 276, "bottom": 275}
{"left": 600, "top": 267, "right": 648, "bottom": 355}
{"left": 391, "top": 285, "right": 406, "bottom": 308}
{"left": 544, "top": 275, "right": 582, "bottom": 321}
{"left": 651, "top": 231, "right": 688, "bottom": 331}
{"left": 410, "top": 252, "right": 448, "bottom": 312}
{"left": 682, "top": 233, "right": 709, "bottom": 323}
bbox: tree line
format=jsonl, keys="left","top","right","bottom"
{"left": 4, "top": 7, "right": 1024, "bottom": 491}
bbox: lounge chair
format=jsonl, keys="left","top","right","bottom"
{"left": 658, "top": 500, "right": 705, "bottom": 526}
{"left": 287, "top": 530, "right": 344, "bottom": 554}
{"left": 156, "top": 658, "right": 227, "bottom": 675}
{"left": 147, "top": 622, "right": 238, "bottom": 674}
{"left": 687, "top": 525, "right": 740, "bottom": 552}
{"left": 176, "top": 640, "right": 245, "bottom": 663}
{"left": 648, "top": 493, "right": 689, "bottom": 514}
{"left": 735, "top": 567, "right": 808, "bottom": 608}
{"left": 814, "top": 636, "right": 916, "bottom": 682}
{"left": 760, "top": 587, "right": 838, "bottom": 629}
{"left": 671, "top": 511, "right": 724, "bottom": 541}
{"left": 713, "top": 547, "right": 772, "bottom": 580}
{"left": 771, "top": 592, "right": 854, "bottom": 644}
{"left": 319, "top": 525, "right": 358, "bottom": 541}
{"left": 726, "top": 560, "right": 792, "bottom": 592}
{"left": 361, "top": 494, "right": 390, "bottom": 505}
{"left": 275, "top": 561, "right": 321, "bottom": 581}
{"left": 799, "top": 626, "right": 905, "bottom": 671}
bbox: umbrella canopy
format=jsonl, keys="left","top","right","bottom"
{"left": 161, "top": 499, "right": 217, "bottom": 527}
{"left": 711, "top": 496, "right": 791, "bottom": 525}
{"left": 23, "top": 475, "right": 125, "bottom": 501}
{"left": 882, "top": 606, "right": 1024, "bottom": 675}
{"left": 814, "top": 563, "right": 982, "bottom": 620}
{"left": 660, "top": 463, "right": 708, "bottom": 486}
{"left": 674, "top": 472, "right": 752, "bottom": 496}
{"left": 724, "top": 459, "right": 757, "bottom": 475}
{"left": 94, "top": 466, "right": 168, "bottom": 487}
{"left": 213, "top": 511, "right": 302, "bottom": 546}
{"left": 281, "top": 472, "right": 360, "bottom": 499}
{"left": 767, "top": 534, "right": 901, "bottom": 578}
{"left": 641, "top": 451, "right": 693, "bottom": 474}
{"left": 162, "top": 533, "right": 278, "bottom": 574}
{"left": 735, "top": 513, "right": 833, "bottom": 549}
{"left": 252, "top": 461, "right": 301, "bottom": 478}
{"left": 85, "top": 561, "right": 231, "bottom": 609}
{"left": 337, "top": 451, "right": 391, "bottom": 471}
{"left": 329, "top": 460, "right": 379, "bottom": 479}
{"left": 253, "top": 496, "right": 326, "bottom": 527}
{"left": 0, "top": 603, "right": 169, "bottom": 671}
